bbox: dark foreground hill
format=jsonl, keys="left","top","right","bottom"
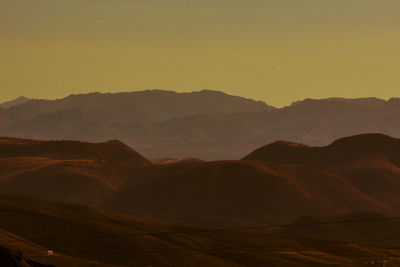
{"left": 2, "top": 134, "right": 400, "bottom": 226}
{"left": 0, "top": 138, "right": 151, "bottom": 205}
{"left": 1, "top": 191, "right": 400, "bottom": 267}
{"left": 0, "top": 229, "right": 111, "bottom": 267}
{"left": 103, "top": 134, "right": 400, "bottom": 223}
{"left": 243, "top": 133, "right": 400, "bottom": 166}
{"left": 102, "top": 160, "right": 400, "bottom": 222}
{"left": 0, "top": 245, "right": 53, "bottom": 267}
{"left": 0, "top": 138, "right": 150, "bottom": 164}
{"left": 1, "top": 134, "right": 400, "bottom": 265}
{"left": 280, "top": 212, "right": 400, "bottom": 241}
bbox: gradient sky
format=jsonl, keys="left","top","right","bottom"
{"left": 1, "top": 0, "right": 400, "bottom": 107}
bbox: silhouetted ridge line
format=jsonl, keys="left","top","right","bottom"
{"left": 243, "top": 133, "right": 400, "bottom": 166}
{"left": 0, "top": 137, "right": 151, "bottom": 164}
{"left": 0, "top": 96, "right": 31, "bottom": 109}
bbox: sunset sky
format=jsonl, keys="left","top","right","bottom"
{"left": 1, "top": 0, "right": 400, "bottom": 107}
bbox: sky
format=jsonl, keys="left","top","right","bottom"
{"left": 1, "top": 0, "right": 400, "bottom": 107}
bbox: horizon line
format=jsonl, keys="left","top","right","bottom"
{"left": 1, "top": 89, "right": 398, "bottom": 109}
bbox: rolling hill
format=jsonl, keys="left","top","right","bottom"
{"left": 0, "top": 138, "right": 150, "bottom": 164}
{"left": 0, "top": 228, "right": 110, "bottom": 267}
{"left": 280, "top": 212, "right": 400, "bottom": 241}
{"left": 102, "top": 159, "right": 400, "bottom": 222}
{"left": 1, "top": 134, "right": 400, "bottom": 265}
{"left": 3, "top": 134, "right": 400, "bottom": 224}
{"left": 0, "top": 138, "right": 151, "bottom": 205}
{"left": 243, "top": 133, "right": 400, "bottom": 166}
{"left": 1, "top": 191, "right": 399, "bottom": 267}
{"left": 103, "top": 134, "right": 400, "bottom": 225}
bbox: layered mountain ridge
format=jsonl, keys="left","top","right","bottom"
{"left": 1, "top": 90, "right": 400, "bottom": 160}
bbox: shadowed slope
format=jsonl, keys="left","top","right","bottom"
{"left": 0, "top": 138, "right": 150, "bottom": 165}
{"left": 0, "top": 138, "right": 151, "bottom": 205}
{"left": 243, "top": 133, "right": 400, "bottom": 166}
{"left": 0, "top": 228, "right": 112, "bottom": 267}
{"left": 0, "top": 158, "right": 114, "bottom": 205}
{"left": 281, "top": 212, "right": 400, "bottom": 241}
{"left": 0, "top": 245, "right": 52, "bottom": 267}
{"left": 102, "top": 160, "right": 398, "bottom": 221}
{"left": 0, "top": 191, "right": 238, "bottom": 267}
{"left": 103, "top": 134, "right": 400, "bottom": 223}
{"left": 2, "top": 191, "right": 400, "bottom": 266}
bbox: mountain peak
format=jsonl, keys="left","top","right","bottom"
{"left": 0, "top": 96, "right": 31, "bottom": 109}
{"left": 0, "top": 137, "right": 151, "bottom": 165}
{"left": 243, "top": 133, "right": 400, "bottom": 166}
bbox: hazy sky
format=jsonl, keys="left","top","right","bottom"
{"left": 1, "top": 0, "right": 400, "bottom": 106}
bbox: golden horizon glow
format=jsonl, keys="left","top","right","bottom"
{"left": 1, "top": 0, "right": 400, "bottom": 107}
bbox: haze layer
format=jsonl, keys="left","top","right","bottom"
{"left": 1, "top": 0, "right": 400, "bottom": 106}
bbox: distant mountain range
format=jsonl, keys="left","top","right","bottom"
{"left": 1, "top": 90, "right": 400, "bottom": 159}
{"left": 0, "top": 96, "right": 30, "bottom": 109}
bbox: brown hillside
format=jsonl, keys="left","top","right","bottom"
{"left": 102, "top": 160, "right": 399, "bottom": 221}
{"left": 280, "top": 212, "right": 400, "bottom": 241}
{"left": 1, "top": 191, "right": 400, "bottom": 266}
{"left": 0, "top": 245, "right": 53, "bottom": 267}
{"left": 0, "top": 228, "right": 112, "bottom": 267}
{"left": 0, "top": 138, "right": 151, "bottom": 205}
{"left": 243, "top": 133, "right": 400, "bottom": 166}
{"left": 0, "top": 138, "right": 150, "bottom": 165}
